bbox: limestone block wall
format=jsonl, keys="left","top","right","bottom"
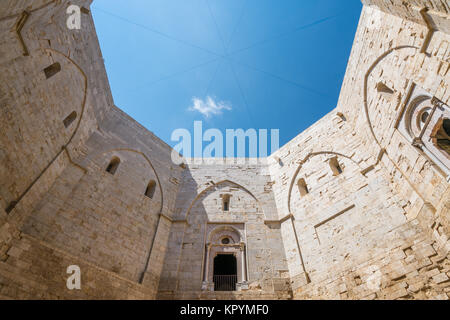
{"left": 0, "top": 0, "right": 111, "bottom": 219}
{"left": 340, "top": 0, "right": 450, "bottom": 255}
{"left": 268, "top": 1, "right": 450, "bottom": 300}
{"left": 0, "top": 0, "right": 449, "bottom": 301}
{"left": 267, "top": 108, "right": 413, "bottom": 297}
{"left": 157, "top": 160, "right": 291, "bottom": 299}
{"left": 0, "top": 235, "right": 155, "bottom": 299}
{"left": 362, "top": 0, "right": 450, "bottom": 34}
{"left": 7, "top": 106, "right": 183, "bottom": 298}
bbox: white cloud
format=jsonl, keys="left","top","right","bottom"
{"left": 188, "top": 96, "right": 232, "bottom": 118}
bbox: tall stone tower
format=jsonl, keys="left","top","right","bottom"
{"left": 0, "top": 0, "right": 449, "bottom": 300}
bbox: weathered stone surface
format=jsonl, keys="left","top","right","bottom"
{"left": 0, "top": 0, "right": 449, "bottom": 300}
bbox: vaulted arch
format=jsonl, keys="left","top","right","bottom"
{"left": 208, "top": 225, "right": 242, "bottom": 244}
{"left": 361, "top": 44, "right": 444, "bottom": 207}
{"left": 0, "top": 48, "right": 88, "bottom": 214}
{"left": 287, "top": 151, "right": 364, "bottom": 214}
{"left": 184, "top": 180, "right": 261, "bottom": 220}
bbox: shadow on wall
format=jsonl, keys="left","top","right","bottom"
{"left": 0, "top": 50, "right": 87, "bottom": 215}
{"left": 157, "top": 169, "right": 289, "bottom": 298}
{"left": 20, "top": 145, "right": 164, "bottom": 283}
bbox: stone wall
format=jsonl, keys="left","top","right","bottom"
{"left": 0, "top": 0, "right": 182, "bottom": 299}
{"left": 0, "top": 0, "right": 449, "bottom": 300}
{"left": 267, "top": 1, "right": 450, "bottom": 299}
{"left": 157, "top": 159, "right": 291, "bottom": 299}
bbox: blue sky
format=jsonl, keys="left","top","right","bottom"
{"left": 91, "top": 0, "right": 362, "bottom": 156}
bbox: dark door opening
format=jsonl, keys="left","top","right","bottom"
{"left": 436, "top": 118, "right": 450, "bottom": 156}
{"left": 213, "top": 254, "right": 237, "bottom": 291}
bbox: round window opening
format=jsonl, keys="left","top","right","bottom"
{"left": 421, "top": 111, "right": 430, "bottom": 123}
{"left": 416, "top": 107, "right": 432, "bottom": 132}
{"left": 221, "top": 238, "right": 230, "bottom": 245}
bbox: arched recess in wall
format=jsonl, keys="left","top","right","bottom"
{"left": 287, "top": 151, "right": 364, "bottom": 215}
{"left": 44, "top": 48, "right": 88, "bottom": 145}
{"left": 92, "top": 148, "right": 164, "bottom": 214}
{"left": 0, "top": 48, "right": 88, "bottom": 214}
{"left": 363, "top": 45, "right": 419, "bottom": 146}
{"left": 208, "top": 225, "right": 242, "bottom": 244}
{"left": 362, "top": 45, "right": 447, "bottom": 207}
{"left": 184, "top": 180, "right": 262, "bottom": 221}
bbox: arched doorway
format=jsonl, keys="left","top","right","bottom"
{"left": 202, "top": 225, "right": 249, "bottom": 292}
{"left": 213, "top": 254, "right": 237, "bottom": 291}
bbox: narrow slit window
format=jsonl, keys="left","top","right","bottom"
{"left": 223, "top": 199, "right": 229, "bottom": 211}
{"left": 106, "top": 157, "right": 120, "bottom": 175}
{"left": 44, "top": 62, "right": 61, "bottom": 79}
{"left": 222, "top": 195, "right": 230, "bottom": 212}
{"left": 145, "top": 180, "right": 156, "bottom": 199}
{"left": 63, "top": 111, "right": 77, "bottom": 128}
{"left": 376, "top": 82, "right": 394, "bottom": 95}
{"left": 297, "top": 178, "right": 309, "bottom": 197}
{"left": 329, "top": 157, "right": 343, "bottom": 176}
